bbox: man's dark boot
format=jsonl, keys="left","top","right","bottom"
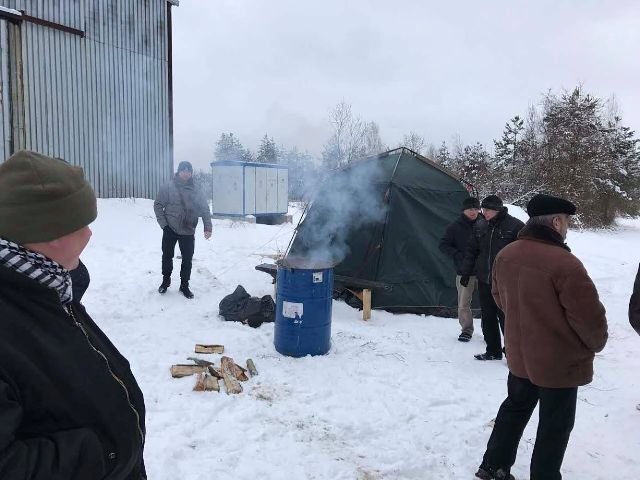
{"left": 179, "top": 281, "right": 194, "bottom": 299}
{"left": 474, "top": 352, "right": 503, "bottom": 361}
{"left": 158, "top": 276, "right": 171, "bottom": 294}
{"left": 475, "top": 466, "right": 515, "bottom": 480}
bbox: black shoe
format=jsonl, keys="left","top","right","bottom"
{"left": 475, "top": 468, "right": 492, "bottom": 480}
{"left": 179, "top": 282, "right": 194, "bottom": 299}
{"left": 475, "top": 466, "right": 514, "bottom": 480}
{"left": 474, "top": 352, "right": 502, "bottom": 361}
{"left": 458, "top": 332, "right": 472, "bottom": 342}
{"left": 495, "top": 469, "right": 515, "bottom": 480}
{"left": 158, "top": 277, "right": 171, "bottom": 294}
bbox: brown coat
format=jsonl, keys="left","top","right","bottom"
{"left": 492, "top": 224, "right": 608, "bottom": 388}
{"left": 630, "top": 264, "right": 640, "bottom": 335}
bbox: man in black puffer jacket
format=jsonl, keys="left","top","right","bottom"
{"left": 461, "top": 195, "right": 525, "bottom": 361}
{"left": 0, "top": 151, "right": 146, "bottom": 479}
{"left": 440, "top": 197, "right": 486, "bottom": 342}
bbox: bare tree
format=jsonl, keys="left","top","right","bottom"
{"left": 322, "top": 101, "right": 385, "bottom": 168}
{"left": 400, "top": 131, "right": 426, "bottom": 155}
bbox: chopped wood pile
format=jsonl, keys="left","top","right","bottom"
{"left": 170, "top": 344, "right": 258, "bottom": 395}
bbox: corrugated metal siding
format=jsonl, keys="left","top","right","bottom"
{"left": 0, "top": 19, "right": 11, "bottom": 161}
{"left": 0, "top": 0, "right": 172, "bottom": 198}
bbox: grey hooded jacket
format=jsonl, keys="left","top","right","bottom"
{"left": 154, "top": 176, "right": 212, "bottom": 236}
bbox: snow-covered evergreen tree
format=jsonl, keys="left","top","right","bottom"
{"left": 214, "top": 133, "right": 246, "bottom": 162}
{"left": 493, "top": 116, "right": 524, "bottom": 169}
{"left": 435, "top": 141, "right": 453, "bottom": 170}
{"left": 257, "top": 134, "right": 279, "bottom": 164}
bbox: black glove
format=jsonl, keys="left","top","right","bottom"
{"left": 459, "top": 275, "right": 470, "bottom": 287}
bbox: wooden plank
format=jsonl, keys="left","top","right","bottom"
{"left": 194, "top": 344, "right": 225, "bottom": 354}
{"left": 362, "top": 289, "right": 372, "bottom": 321}
{"left": 170, "top": 364, "right": 207, "bottom": 378}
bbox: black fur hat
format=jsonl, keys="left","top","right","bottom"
{"left": 527, "top": 194, "right": 576, "bottom": 217}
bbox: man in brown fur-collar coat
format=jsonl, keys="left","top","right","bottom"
{"left": 475, "top": 194, "right": 608, "bottom": 480}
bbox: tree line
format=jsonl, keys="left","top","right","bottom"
{"left": 203, "top": 86, "right": 639, "bottom": 227}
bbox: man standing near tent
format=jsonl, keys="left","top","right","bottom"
{"left": 439, "top": 196, "right": 486, "bottom": 342}
{"left": 154, "top": 161, "right": 212, "bottom": 299}
{"left": 0, "top": 150, "right": 147, "bottom": 479}
{"left": 460, "top": 195, "right": 524, "bottom": 360}
{"left": 475, "top": 193, "right": 607, "bottom": 480}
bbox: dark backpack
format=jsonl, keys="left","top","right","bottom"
{"left": 218, "top": 285, "right": 275, "bottom": 328}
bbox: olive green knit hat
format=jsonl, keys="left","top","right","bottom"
{"left": 0, "top": 150, "right": 97, "bottom": 244}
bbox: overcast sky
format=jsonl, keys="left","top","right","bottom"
{"left": 171, "top": 0, "right": 640, "bottom": 171}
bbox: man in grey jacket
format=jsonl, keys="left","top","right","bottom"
{"left": 154, "top": 161, "right": 212, "bottom": 298}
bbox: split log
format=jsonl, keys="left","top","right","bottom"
{"left": 207, "top": 365, "right": 223, "bottom": 379}
{"left": 204, "top": 375, "right": 220, "bottom": 392}
{"left": 193, "top": 373, "right": 205, "bottom": 391}
{"left": 220, "top": 357, "right": 243, "bottom": 394}
{"left": 194, "top": 344, "right": 225, "bottom": 354}
{"left": 246, "top": 359, "right": 258, "bottom": 376}
{"left": 170, "top": 364, "right": 207, "bottom": 378}
{"left": 221, "top": 356, "right": 248, "bottom": 381}
{"left": 193, "top": 373, "right": 220, "bottom": 392}
{"left": 187, "top": 357, "right": 214, "bottom": 367}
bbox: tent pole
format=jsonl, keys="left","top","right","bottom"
{"left": 371, "top": 150, "right": 403, "bottom": 279}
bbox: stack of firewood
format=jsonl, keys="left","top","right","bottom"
{"left": 170, "top": 344, "right": 258, "bottom": 395}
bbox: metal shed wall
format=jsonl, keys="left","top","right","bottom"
{"left": 0, "top": 0, "right": 174, "bottom": 198}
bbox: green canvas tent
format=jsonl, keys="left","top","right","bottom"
{"left": 289, "top": 148, "right": 477, "bottom": 316}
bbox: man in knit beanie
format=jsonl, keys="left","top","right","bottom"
{"left": 439, "top": 196, "right": 486, "bottom": 342}
{"left": 0, "top": 150, "right": 146, "bottom": 479}
{"left": 154, "top": 160, "right": 212, "bottom": 299}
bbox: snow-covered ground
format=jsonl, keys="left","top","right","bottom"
{"left": 82, "top": 199, "right": 640, "bottom": 480}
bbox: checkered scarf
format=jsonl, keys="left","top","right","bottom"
{"left": 0, "top": 238, "right": 73, "bottom": 305}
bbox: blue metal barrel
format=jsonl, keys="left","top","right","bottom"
{"left": 274, "top": 265, "right": 334, "bottom": 357}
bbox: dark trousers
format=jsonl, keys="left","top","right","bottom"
{"left": 483, "top": 373, "right": 577, "bottom": 480}
{"left": 478, "top": 280, "right": 505, "bottom": 356}
{"left": 161, "top": 227, "right": 195, "bottom": 282}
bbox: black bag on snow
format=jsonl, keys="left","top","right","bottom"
{"left": 218, "top": 285, "right": 276, "bottom": 328}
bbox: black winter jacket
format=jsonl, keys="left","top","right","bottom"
{"left": 439, "top": 214, "right": 487, "bottom": 275}
{"left": 630, "top": 263, "right": 640, "bottom": 335}
{"left": 0, "top": 264, "right": 146, "bottom": 480}
{"left": 461, "top": 207, "right": 525, "bottom": 284}
{"left": 70, "top": 259, "right": 90, "bottom": 303}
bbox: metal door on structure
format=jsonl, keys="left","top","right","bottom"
{"left": 0, "top": 18, "right": 12, "bottom": 162}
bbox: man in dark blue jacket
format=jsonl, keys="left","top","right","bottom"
{"left": 0, "top": 151, "right": 146, "bottom": 479}
{"left": 461, "top": 195, "right": 525, "bottom": 360}
{"left": 440, "top": 197, "right": 485, "bottom": 342}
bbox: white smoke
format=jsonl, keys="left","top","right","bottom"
{"left": 288, "top": 158, "right": 388, "bottom": 267}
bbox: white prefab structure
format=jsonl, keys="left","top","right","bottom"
{"left": 211, "top": 161, "right": 289, "bottom": 216}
